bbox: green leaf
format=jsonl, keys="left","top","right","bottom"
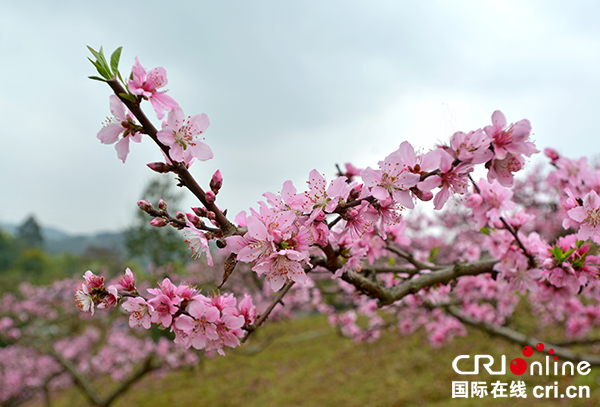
{"left": 118, "top": 93, "right": 137, "bottom": 103}
{"left": 88, "top": 76, "right": 107, "bottom": 82}
{"left": 110, "top": 46, "right": 123, "bottom": 76}
{"left": 562, "top": 248, "right": 576, "bottom": 261}
{"left": 480, "top": 226, "right": 490, "bottom": 235}
{"left": 428, "top": 247, "right": 439, "bottom": 263}
{"left": 87, "top": 45, "right": 102, "bottom": 61}
{"left": 97, "top": 46, "right": 109, "bottom": 67}
{"left": 87, "top": 46, "right": 114, "bottom": 79}
{"left": 88, "top": 57, "right": 112, "bottom": 80}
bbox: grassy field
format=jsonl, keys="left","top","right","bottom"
{"left": 38, "top": 315, "right": 600, "bottom": 407}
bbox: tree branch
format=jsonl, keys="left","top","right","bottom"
{"left": 105, "top": 78, "right": 238, "bottom": 237}
{"left": 445, "top": 306, "right": 600, "bottom": 366}
{"left": 341, "top": 260, "right": 497, "bottom": 307}
{"left": 241, "top": 281, "right": 294, "bottom": 344}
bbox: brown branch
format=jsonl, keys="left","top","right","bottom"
{"left": 384, "top": 243, "right": 444, "bottom": 271}
{"left": 241, "top": 281, "right": 294, "bottom": 344}
{"left": 48, "top": 346, "right": 159, "bottom": 407}
{"left": 102, "top": 355, "right": 158, "bottom": 407}
{"left": 105, "top": 78, "right": 238, "bottom": 237}
{"left": 47, "top": 347, "right": 103, "bottom": 407}
{"left": 361, "top": 265, "right": 421, "bottom": 276}
{"left": 341, "top": 260, "right": 497, "bottom": 307}
{"left": 445, "top": 306, "right": 600, "bottom": 366}
{"left": 553, "top": 337, "right": 600, "bottom": 347}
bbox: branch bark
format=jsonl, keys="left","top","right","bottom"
{"left": 341, "top": 260, "right": 497, "bottom": 306}
{"left": 445, "top": 306, "right": 600, "bottom": 366}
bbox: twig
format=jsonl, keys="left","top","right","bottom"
{"left": 468, "top": 174, "right": 537, "bottom": 268}
{"left": 445, "top": 306, "right": 600, "bottom": 365}
{"left": 384, "top": 243, "right": 442, "bottom": 271}
{"left": 241, "top": 281, "right": 294, "bottom": 344}
{"left": 105, "top": 78, "right": 238, "bottom": 237}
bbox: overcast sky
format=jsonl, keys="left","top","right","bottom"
{"left": 2, "top": 0, "right": 600, "bottom": 235}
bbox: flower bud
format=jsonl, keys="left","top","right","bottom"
{"left": 544, "top": 148, "right": 559, "bottom": 163}
{"left": 186, "top": 213, "right": 204, "bottom": 229}
{"left": 147, "top": 162, "right": 170, "bottom": 173}
{"left": 158, "top": 199, "right": 167, "bottom": 211}
{"left": 151, "top": 218, "right": 167, "bottom": 227}
{"left": 210, "top": 170, "right": 223, "bottom": 194}
{"left": 137, "top": 200, "right": 152, "bottom": 212}
{"left": 207, "top": 211, "right": 216, "bottom": 220}
{"left": 176, "top": 211, "right": 186, "bottom": 221}
{"left": 415, "top": 190, "right": 434, "bottom": 201}
{"left": 349, "top": 187, "right": 361, "bottom": 201}
{"left": 192, "top": 206, "right": 208, "bottom": 218}
{"left": 206, "top": 190, "right": 216, "bottom": 205}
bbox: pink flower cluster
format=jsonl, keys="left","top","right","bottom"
{"left": 77, "top": 269, "right": 256, "bottom": 356}
{"left": 97, "top": 57, "right": 212, "bottom": 166}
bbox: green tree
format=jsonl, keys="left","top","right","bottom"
{"left": 0, "top": 228, "right": 18, "bottom": 271}
{"left": 16, "top": 215, "right": 44, "bottom": 249}
{"left": 124, "top": 177, "right": 189, "bottom": 269}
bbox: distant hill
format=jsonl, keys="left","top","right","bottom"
{"left": 0, "top": 223, "right": 126, "bottom": 257}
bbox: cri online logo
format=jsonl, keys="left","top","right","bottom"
{"left": 510, "top": 343, "right": 555, "bottom": 375}
{"left": 453, "top": 342, "right": 591, "bottom": 376}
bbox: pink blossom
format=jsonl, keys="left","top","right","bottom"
{"left": 253, "top": 249, "right": 309, "bottom": 291}
{"left": 157, "top": 107, "right": 213, "bottom": 164}
{"left": 115, "top": 268, "right": 136, "bottom": 292}
{"left": 466, "top": 178, "right": 515, "bottom": 229}
{"left": 236, "top": 294, "right": 257, "bottom": 326}
{"left": 183, "top": 223, "right": 213, "bottom": 266}
{"left": 97, "top": 95, "right": 142, "bottom": 163}
{"left": 173, "top": 301, "right": 219, "bottom": 350}
{"left": 567, "top": 190, "right": 600, "bottom": 244}
{"left": 128, "top": 57, "right": 179, "bottom": 119}
{"left": 122, "top": 297, "right": 153, "bottom": 329}
{"left": 82, "top": 270, "right": 104, "bottom": 291}
{"left": 361, "top": 142, "right": 422, "bottom": 209}
{"left": 291, "top": 169, "right": 353, "bottom": 223}
{"left": 445, "top": 129, "right": 493, "bottom": 164}
{"left": 484, "top": 110, "right": 538, "bottom": 160}
{"left": 418, "top": 150, "right": 472, "bottom": 210}
{"left": 487, "top": 153, "right": 525, "bottom": 187}
{"left": 75, "top": 285, "right": 94, "bottom": 314}
{"left": 147, "top": 294, "right": 179, "bottom": 328}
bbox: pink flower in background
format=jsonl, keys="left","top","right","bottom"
{"left": 568, "top": 190, "right": 600, "bottom": 244}
{"left": 157, "top": 107, "right": 213, "bottom": 163}
{"left": 466, "top": 178, "right": 515, "bottom": 229}
{"left": 128, "top": 57, "right": 179, "bottom": 119}
{"left": 97, "top": 95, "right": 142, "bottom": 163}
